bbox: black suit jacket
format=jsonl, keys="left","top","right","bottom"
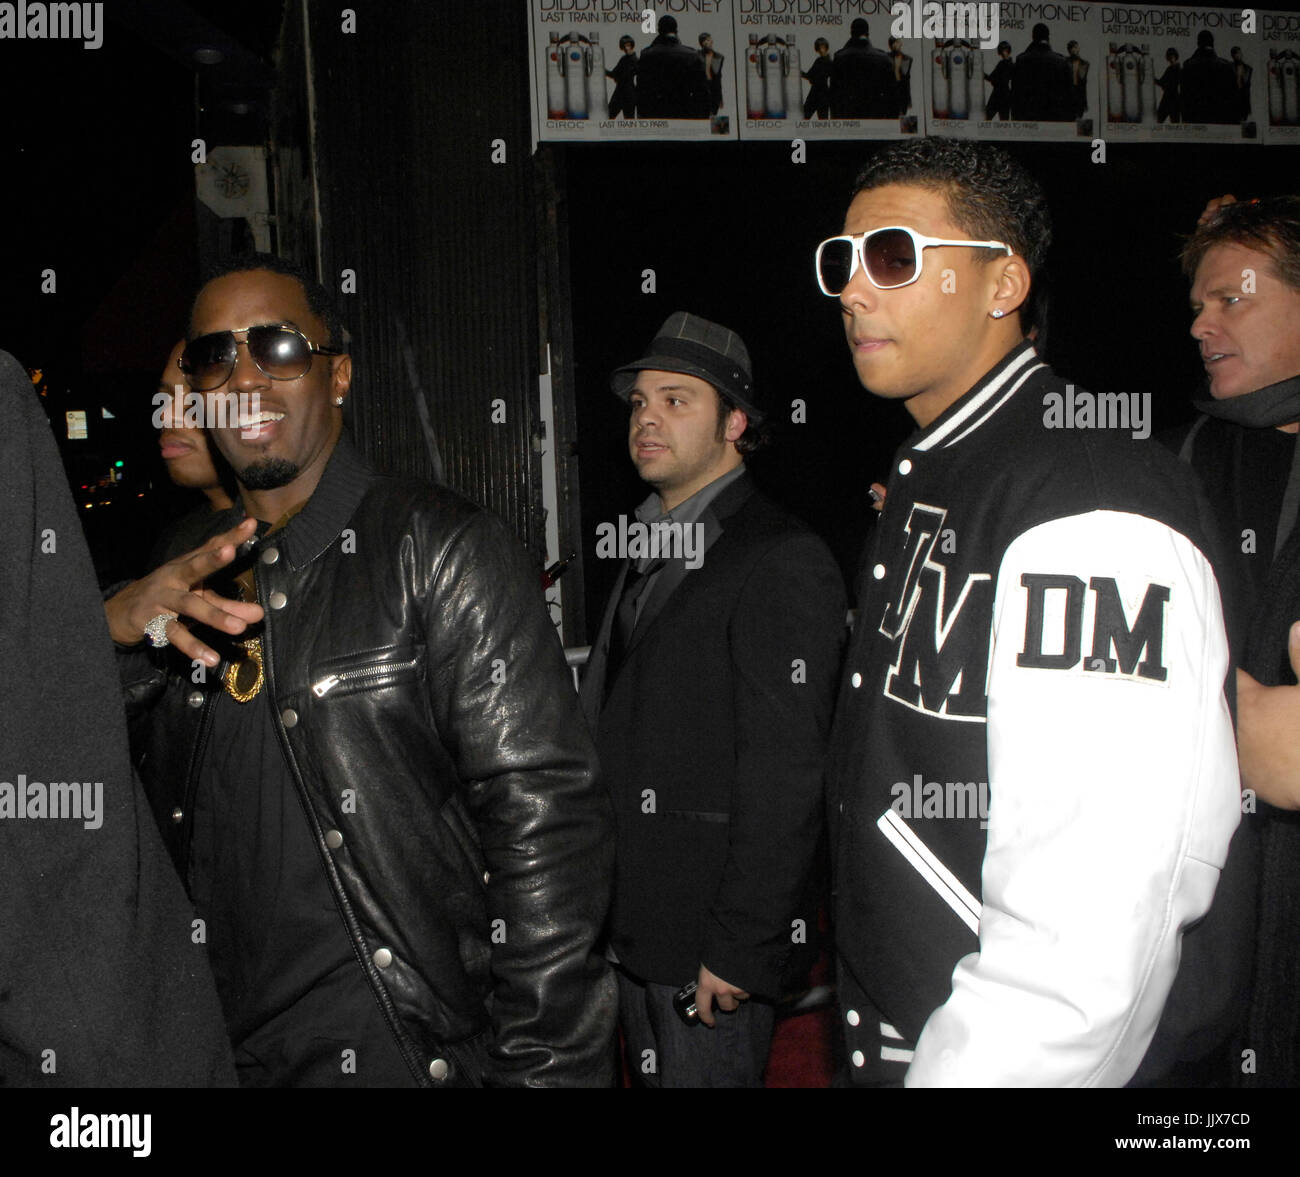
{"left": 580, "top": 475, "right": 846, "bottom": 997}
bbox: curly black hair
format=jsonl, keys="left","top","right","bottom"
{"left": 849, "top": 138, "right": 1053, "bottom": 334}
{"left": 1181, "top": 196, "right": 1300, "bottom": 293}
{"left": 191, "top": 252, "right": 347, "bottom": 351}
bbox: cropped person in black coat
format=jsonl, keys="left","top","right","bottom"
{"left": 0, "top": 350, "right": 235, "bottom": 1087}
{"left": 802, "top": 37, "right": 832, "bottom": 119}
{"left": 984, "top": 41, "right": 1014, "bottom": 121}
{"left": 607, "top": 35, "right": 638, "bottom": 120}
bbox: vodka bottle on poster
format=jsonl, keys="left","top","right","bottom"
{"left": 784, "top": 35, "right": 802, "bottom": 117}
{"left": 586, "top": 33, "right": 605, "bottom": 118}
{"left": 1140, "top": 45, "right": 1157, "bottom": 124}
{"left": 949, "top": 40, "right": 970, "bottom": 118}
{"left": 1280, "top": 51, "right": 1300, "bottom": 125}
{"left": 1106, "top": 44, "right": 1123, "bottom": 121}
{"left": 747, "top": 35, "right": 766, "bottom": 118}
{"left": 1269, "top": 50, "right": 1285, "bottom": 124}
{"left": 932, "top": 40, "right": 950, "bottom": 118}
{"left": 1122, "top": 46, "right": 1141, "bottom": 122}
{"left": 548, "top": 32, "right": 567, "bottom": 118}
{"left": 564, "top": 33, "right": 588, "bottom": 118}
{"left": 763, "top": 38, "right": 786, "bottom": 117}
{"left": 967, "top": 47, "right": 983, "bottom": 118}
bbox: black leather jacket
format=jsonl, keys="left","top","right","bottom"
{"left": 120, "top": 438, "right": 616, "bottom": 1087}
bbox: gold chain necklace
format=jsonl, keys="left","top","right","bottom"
{"left": 224, "top": 636, "right": 265, "bottom": 703}
{"left": 219, "top": 503, "right": 304, "bottom": 704}
{"left": 223, "top": 541, "right": 265, "bottom": 704}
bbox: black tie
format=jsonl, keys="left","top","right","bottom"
{"left": 604, "top": 559, "right": 666, "bottom": 701}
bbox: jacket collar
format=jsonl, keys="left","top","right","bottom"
{"left": 700, "top": 467, "right": 756, "bottom": 525}
{"left": 621, "top": 473, "right": 755, "bottom": 654}
{"left": 256, "top": 434, "right": 375, "bottom": 572}
{"left": 912, "top": 340, "right": 1046, "bottom": 453}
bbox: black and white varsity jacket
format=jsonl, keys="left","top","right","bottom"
{"left": 827, "top": 341, "right": 1241, "bottom": 1087}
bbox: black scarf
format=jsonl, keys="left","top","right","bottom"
{"left": 1192, "top": 372, "right": 1300, "bottom": 557}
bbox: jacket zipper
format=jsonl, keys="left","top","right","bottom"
{"left": 312, "top": 656, "right": 421, "bottom": 697}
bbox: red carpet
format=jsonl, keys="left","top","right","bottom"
{"left": 765, "top": 1003, "right": 834, "bottom": 1087}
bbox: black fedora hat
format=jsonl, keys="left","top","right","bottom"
{"left": 610, "top": 311, "right": 763, "bottom": 425}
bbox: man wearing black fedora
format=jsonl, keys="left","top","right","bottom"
{"left": 580, "top": 312, "right": 845, "bottom": 1086}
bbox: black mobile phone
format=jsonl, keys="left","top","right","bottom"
{"left": 672, "top": 980, "right": 699, "bottom": 1026}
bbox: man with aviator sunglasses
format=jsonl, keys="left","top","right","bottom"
{"left": 108, "top": 254, "right": 615, "bottom": 1087}
{"left": 821, "top": 138, "right": 1240, "bottom": 1087}
{"left": 180, "top": 322, "right": 342, "bottom": 397}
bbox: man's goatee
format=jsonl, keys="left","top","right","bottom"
{"left": 239, "top": 457, "right": 300, "bottom": 490}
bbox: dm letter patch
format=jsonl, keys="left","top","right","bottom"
{"left": 1016, "top": 573, "right": 1170, "bottom": 682}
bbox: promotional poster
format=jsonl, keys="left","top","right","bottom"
{"left": 1263, "top": 8, "right": 1300, "bottom": 144}
{"left": 528, "top": 2, "right": 1289, "bottom": 147}
{"left": 1099, "top": 5, "right": 1262, "bottom": 142}
{"left": 923, "top": 2, "right": 1101, "bottom": 143}
{"left": 732, "top": 0, "right": 922, "bottom": 141}
{"left": 529, "top": 0, "right": 740, "bottom": 142}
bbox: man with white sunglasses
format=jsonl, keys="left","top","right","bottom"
{"left": 820, "top": 138, "right": 1241, "bottom": 1087}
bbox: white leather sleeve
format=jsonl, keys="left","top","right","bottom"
{"left": 906, "top": 510, "right": 1240, "bottom": 1087}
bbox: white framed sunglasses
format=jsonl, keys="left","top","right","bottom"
{"left": 815, "top": 226, "right": 1012, "bottom": 296}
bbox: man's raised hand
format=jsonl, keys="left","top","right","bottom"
{"left": 104, "top": 517, "right": 265, "bottom": 666}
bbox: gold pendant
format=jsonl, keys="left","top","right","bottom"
{"left": 224, "top": 636, "right": 265, "bottom": 703}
